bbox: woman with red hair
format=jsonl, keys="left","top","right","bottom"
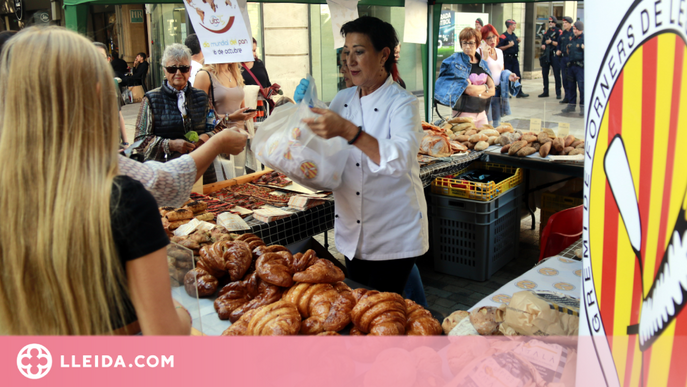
{"left": 478, "top": 24, "right": 520, "bottom": 127}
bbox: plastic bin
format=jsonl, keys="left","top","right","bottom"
{"left": 431, "top": 161, "right": 522, "bottom": 201}
{"left": 430, "top": 188, "right": 522, "bottom": 281}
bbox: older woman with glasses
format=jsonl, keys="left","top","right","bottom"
{"left": 447, "top": 27, "right": 496, "bottom": 128}
{"left": 133, "top": 44, "right": 215, "bottom": 167}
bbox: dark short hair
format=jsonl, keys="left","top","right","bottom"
{"left": 252, "top": 37, "right": 257, "bottom": 45}
{"left": 112, "top": 51, "right": 119, "bottom": 59}
{"left": 93, "top": 41, "right": 108, "bottom": 55}
{"left": 137, "top": 52, "right": 147, "bottom": 60}
{"left": 340, "top": 16, "right": 398, "bottom": 74}
{"left": 184, "top": 34, "right": 201, "bottom": 56}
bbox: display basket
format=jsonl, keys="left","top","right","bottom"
{"left": 431, "top": 161, "right": 523, "bottom": 201}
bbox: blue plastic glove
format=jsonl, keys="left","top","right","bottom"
{"left": 293, "top": 78, "right": 309, "bottom": 104}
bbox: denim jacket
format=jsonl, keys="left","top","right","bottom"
{"left": 498, "top": 69, "right": 521, "bottom": 116}
{"left": 434, "top": 52, "right": 493, "bottom": 109}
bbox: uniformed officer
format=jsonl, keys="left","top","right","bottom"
{"left": 498, "top": 19, "right": 529, "bottom": 98}
{"left": 475, "top": 18, "right": 483, "bottom": 30}
{"left": 557, "top": 16, "right": 574, "bottom": 104}
{"left": 539, "top": 16, "right": 562, "bottom": 98}
{"left": 562, "top": 21, "right": 584, "bottom": 115}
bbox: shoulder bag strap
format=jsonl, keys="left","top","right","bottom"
{"left": 200, "top": 69, "right": 216, "bottom": 111}
{"left": 241, "top": 62, "right": 269, "bottom": 99}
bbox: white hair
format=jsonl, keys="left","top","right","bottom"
{"left": 161, "top": 43, "right": 192, "bottom": 66}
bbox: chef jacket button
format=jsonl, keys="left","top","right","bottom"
{"left": 356, "top": 192, "right": 360, "bottom": 195}
{"left": 357, "top": 220, "right": 361, "bottom": 224}
{"left": 344, "top": 104, "right": 348, "bottom": 107}
{"left": 356, "top": 163, "right": 360, "bottom": 167}
{"left": 335, "top": 214, "right": 339, "bottom": 218}
{"left": 374, "top": 108, "right": 378, "bottom": 111}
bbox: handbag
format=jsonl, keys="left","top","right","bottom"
{"left": 128, "top": 85, "right": 145, "bottom": 103}
{"left": 241, "top": 62, "right": 278, "bottom": 112}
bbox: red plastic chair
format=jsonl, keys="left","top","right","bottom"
{"left": 539, "top": 205, "right": 583, "bottom": 262}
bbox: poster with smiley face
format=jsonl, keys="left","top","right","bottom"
{"left": 184, "top": 0, "right": 253, "bottom": 64}
{"left": 581, "top": 0, "right": 687, "bottom": 385}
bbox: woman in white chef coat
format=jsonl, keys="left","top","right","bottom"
{"left": 299, "top": 16, "right": 428, "bottom": 294}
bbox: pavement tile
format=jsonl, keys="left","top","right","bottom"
{"left": 424, "top": 286, "right": 452, "bottom": 298}
{"left": 442, "top": 284, "right": 468, "bottom": 293}
{"left": 434, "top": 297, "right": 457, "bottom": 308}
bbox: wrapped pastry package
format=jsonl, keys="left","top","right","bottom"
{"left": 496, "top": 290, "right": 580, "bottom": 336}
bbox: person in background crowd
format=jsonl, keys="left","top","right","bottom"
{"left": 475, "top": 18, "right": 483, "bottom": 30}
{"left": 340, "top": 50, "right": 354, "bottom": 88}
{"left": 121, "top": 52, "right": 149, "bottom": 87}
{"left": 0, "top": 27, "right": 191, "bottom": 335}
{"left": 94, "top": 42, "right": 129, "bottom": 148}
{"left": 0, "top": 30, "right": 16, "bottom": 51}
{"left": 557, "top": 16, "right": 574, "bottom": 104}
{"left": 242, "top": 37, "right": 272, "bottom": 88}
{"left": 111, "top": 51, "right": 128, "bottom": 79}
{"left": 498, "top": 19, "right": 528, "bottom": 98}
{"left": 539, "top": 16, "right": 562, "bottom": 99}
{"left": 478, "top": 24, "right": 520, "bottom": 127}
{"left": 194, "top": 60, "right": 255, "bottom": 178}
{"left": 562, "top": 21, "right": 584, "bottom": 116}
{"left": 393, "top": 43, "right": 406, "bottom": 89}
{"left": 295, "top": 16, "right": 429, "bottom": 295}
{"left": 133, "top": 45, "right": 218, "bottom": 181}
{"left": 185, "top": 33, "right": 204, "bottom": 85}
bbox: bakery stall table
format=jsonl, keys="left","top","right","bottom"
{"left": 468, "top": 238, "right": 583, "bottom": 311}
{"left": 481, "top": 146, "right": 584, "bottom": 229}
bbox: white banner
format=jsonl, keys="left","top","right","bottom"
{"left": 326, "top": 0, "right": 359, "bottom": 49}
{"left": 403, "top": 0, "right": 427, "bottom": 44}
{"left": 184, "top": 0, "right": 253, "bottom": 64}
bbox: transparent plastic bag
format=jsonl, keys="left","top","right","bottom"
{"left": 251, "top": 75, "right": 349, "bottom": 191}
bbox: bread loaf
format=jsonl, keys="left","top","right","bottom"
{"left": 442, "top": 310, "right": 470, "bottom": 334}
{"left": 531, "top": 142, "right": 541, "bottom": 151}
{"left": 564, "top": 135, "right": 576, "bottom": 147}
{"left": 539, "top": 141, "right": 552, "bottom": 157}
{"left": 508, "top": 140, "right": 527, "bottom": 155}
{"left": 563, "top": 146, "right": 574, "bottom": 155}
{"left": 456, "top": 134, "right": 470, "bottom": 142}
{"left": 184, "top": 200, "right": 208, "bottom": 214}
{"left": 553, "top": 137, "right": 565, "bottom": 152}
{"left": 474, "top": 141, "right": 489, "bottom": 151}
{"left": 469, "top": 306, "right": 500, "bottom": 335}
{"left": 501, "top": 144, "right": 511, "bottom": 154}
{"left": 448, "top": 116, "right": 473, "bottom": 124}
{"left": 568, "top": 148, "right": 584, "bottom": 156}
{"left": 570, "top": 139, "right": 584, "bottom": 148}
{"left": 537, "top": 132, "right": 551, "bottom": 143}
{"left": 194, "top": 212, "right": 214, "bottom": 221}
{"left": 522, "top": 134, "right": 538, "bottom": 143}
{"left": 452, "top": 122, "right": 475, "bottom": 132}
{"left": 517, "top": 146, "right": 536, "bottom": 157}
{"left": 479, "top": 129, "right": 499, "bottom": 137}
{"left": 487, "top": 136, "right": 498, "bottom": 145}
{"left": 166, "top": 208, "right": 194, "bottom": 221}
{"left": 468, "top": 133, "right": 488, "bottom": 143}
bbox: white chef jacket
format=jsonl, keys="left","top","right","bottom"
{"left": 330, "top": 75, "right": 428, "bottom": 261}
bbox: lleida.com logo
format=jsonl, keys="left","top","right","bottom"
{"left": 17, "top": 344, "right": 52, "bottom": 379}
{"left": 17, "top": 343, "right": 174, "bottom": 379}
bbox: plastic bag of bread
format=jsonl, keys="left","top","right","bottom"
{"left": 252, "top": 74, "right": 349, "bottom": 191}
{"left": 420, "top": 132, "right": 451, "bottom": 157}
{"left": 496, "top": 290, "right": 580, "bottom": 336}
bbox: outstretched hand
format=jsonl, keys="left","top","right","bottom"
{"left": 302, "top": 107, "right": 357, "bottom": 141}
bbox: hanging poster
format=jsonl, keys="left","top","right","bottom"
{"left": 581, "top": 0, "right": 687, "bottom": 385}
{"left": 326, "top": 0, "right": 359, "bottom": 49}
{"left": 403, "top": 0, "right": 427, "bottom": 44}
{"left": 183, "top": 0, "right": 253, "bottom": 64}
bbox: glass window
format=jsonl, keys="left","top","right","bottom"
{"left": 310, "top": 4, "right": 424, "bottom": 103}
{"left": 149, "top": 4, "right": 188, "bottom": 88}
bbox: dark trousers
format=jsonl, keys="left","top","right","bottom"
{"left": 345, "top": 256, "right": 418, "bottom": 295}
{"left": 504, "top": 55, "right": 522, "bottom": 79}
{"left": 542, "top": 55, "right": 561, "bottom": 96}
{"left": 559, "top": 56, "right": 570, "bottom": 99}
{"left": 568, "top": 65, "right": 584, "bottom": 107}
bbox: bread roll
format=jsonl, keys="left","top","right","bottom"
{"left": 469, "top": 134, "right": 488, "bottom": 143}
{"left": 517, "top": 146, "right": 536, "bottom": 157}
{"left": 522, "top": 134, "right": 538, "bottom": 143}
{"left": 542, "top": 128, "right": 556, "bottom": 138}
{"left": 168, "top": 219, "right": 191, "bottom": 230}
{"left": 469, "top": 306, "right": 500, "bottom": 335}
{"left": 159, "top": 206, "right": 176, "bottom": 217}
{"left": 569, "top": 148, "right": 584, "bottom": 156}
{"left": 537, "top": 132, "right": 551, "bottom": 143}
{"left": 570, "top": 139, "right": 584, "bottom": 148}
{"left": 539, "top": 141, "right": 552, "bottom": 157}
{"left": 563, "top": 146, "right": 574, "bottom": 155}
{"left": 448, "top": 116, "right": 473, "bottom": 124}
{"left": 479, "top": 129, "right": 499, "bottom": 137}
{"left": 508, "top": 140, "right": 527, "bottom": 155}
{"left": 442, "top": 310, "right": 470, "bottom": 334}
{"left": 552, "top": 137, "right": 565, "bottom": 152}
{"left": 501, "top": 144, "right": 511, "bottom": 154}
{"left": 166, "top": 208, "right": 194, "bottom": 221}
{"left": 194, "top": 212, "right": 214, "bottom": 221}
{"left": 474, "top": 141, "right": 489, "bottom": 151}
{"left": 184, "top": 200, "right": 208, "bottom": 214}
{"left": 456, "top": 134, "right": 470, "bottom": 142}
{"left": 452, "top": 122, "right": 475, "bottom": 132}
{"left": 531, "top": 142, "right": 541, "bottom": 151}
{"left": 487, "top": 136, "right": 498, "bottom": 145}
{"left": 564, "top": 135, "right": 576, "bottom": 147}
{"left": 465, "top": 129, "right": 478, "bottom": 136}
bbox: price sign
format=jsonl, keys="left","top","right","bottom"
{"left": 558, "top": 122, "right": 570, "bottom": 137}
{"left": 529, "top": 118, "right": 542, "bottom": 132}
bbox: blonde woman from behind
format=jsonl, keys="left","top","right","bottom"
{"left": 0, "top": 27, "right": 191, "bottom": 335}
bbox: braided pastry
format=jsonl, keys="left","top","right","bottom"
{"left": 184, "top": 267, "right": 218, "bottom": 297}
{"left": 221, "top": 308, "right": 259, "bottom": 336}
{"left": 228, "top": 279, "right": 283, "bottom": 323}
{"left": 245, "top": 301, "right": 301, "bottom": 335}
{"left": 291, "top": 249, "right": 319, "bottom": 272}
{"left": 350, "top": 290, "right": 407, "bottom": 335}
{"left": 253, "top": 244, "right": 289, "bottom": 259}
{"left": 292, "top": 258, "right": 344, "bottom": 284}
{"left": 197, "top": 243, "right": 227, "bottom": 279}
{"left": 405, "top": 299, "right": 442, "bottom": 336}
{"left": 282, "top": 282, "right": 352, "bottom": 334}
{"left": 198, "top": 240, "right": 252, "bottom": 281}
{"left": 256, "top": 252, "right": 294, "bottom": 287}
{"left": 213, "top": 272, "right": 284, "bottom": 322}
{"left": 236, "top": 233, "right": 267, "bottom": 251}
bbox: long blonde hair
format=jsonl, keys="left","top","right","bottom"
{"left": 0, "top": 27, "right": 127, "bottom": 335}
{"left": 203, "top": 62, "right": 245, "bottom": 87}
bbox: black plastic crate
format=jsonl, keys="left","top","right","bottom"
{"left": 430, "top": 190, "right": 522, "bottom": 281}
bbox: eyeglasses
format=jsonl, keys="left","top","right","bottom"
{"left": 486, "top": 36, "right": 498, "bottom": 41}
{"left": 461, "top": 41, "right": 477, "bottom": 47}
{"left": 164, "top": 65, "right": 191, "bottom": 74}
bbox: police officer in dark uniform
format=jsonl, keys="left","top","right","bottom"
{"left": 498, "top": 19, "right": 529, "bottom": 98}
{"left": 562, "top": 21, "right": 584, "bottom": 115}
{"left": 557, "top": 16, "right": 574, "bottom": 104}
{"left": 539, "top": 16, "right": 562, "bottom": 98}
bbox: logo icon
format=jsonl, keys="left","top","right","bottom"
{"left": 17, "top": 344, "right": 52, "bottom": 379}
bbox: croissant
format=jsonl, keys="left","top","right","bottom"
{"left": 325, "top": 282, "right": 356, "bottom": 331}
{"left": 184, "top": 267, "right": 218, "bottom": 297}
{"left": 292, "top": 258, "right": 345, "bottom": 284}
{"left": 197, "top": 243, "right": 227, "bottom": 279}
{"left": 317, "top": 331, "right": 341, "bottom": 336}
{"left": 253, "top": 244, "right": 289, "bottom": 259}
{"left": 256, "top": 252, "right": 294, "bottom": 287}
{"left": 214, "top": 272, "right": 284, "bottom": 322}
{"left": 221, "top": 308, "right": 259, "bottom": 336}
{"left": 236, "top": 233, "right": 267, "bottom": 251}
{"left": 228, "top": 279, "right": 283, "bottom": 323}
{"left": 282, "top": 282, "right": 354, "bottom": 334}
{"left": 291, "top": 249, "right": 319, "bottom": 272}
{"left": 245, "top": 301, "right": 301, "bottom": 335}
{"left": 350, "top": 290, "right": 407, "bottom": 335}
{"left": 405, "top": 299, "right": 442, "bottom": 336}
